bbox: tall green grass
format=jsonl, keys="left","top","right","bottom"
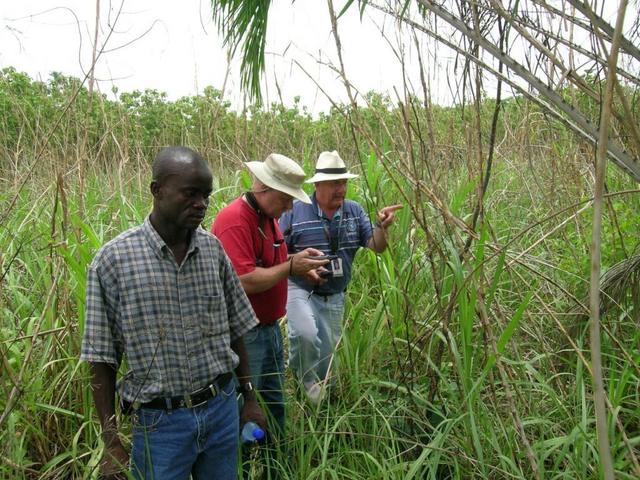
{"left": 1, "top": 70, "right": 639, "bottom": 478}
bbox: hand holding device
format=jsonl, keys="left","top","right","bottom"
{"left": 318, "top": 270, "right": 333, "bottom": 279}
{"left": 312, "top": 254, "right": 338, "bottom": 261}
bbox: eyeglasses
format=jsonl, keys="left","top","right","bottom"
{"left": 256, "top": 222, "right": 284, "bottom": 268}
{"left": 257, "top": 225, "right": 285, "bottom": 247}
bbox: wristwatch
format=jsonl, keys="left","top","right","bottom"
{"left": 240, "top": 381, "right": 254, "bottom": 394}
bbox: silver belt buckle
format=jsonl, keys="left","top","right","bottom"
{"left": 190, "top": 383, "right": 216, "bottom": 408}
{"left": 209, "top": 383, "right": 219, "bottom": 397}
{"left": 191, "top": 394, "right": 209, "bottom": 408}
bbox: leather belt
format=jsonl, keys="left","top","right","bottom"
{"left": 312, "top": 290, "right": 344, "bottom": 298}
{"left": 313, "top": 292, "right": 335, "bottom": 297}
{"left": 121, "top": 372, "right": 233, "bottom": 413}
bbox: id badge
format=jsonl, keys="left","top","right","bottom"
{"left": 331, "top": 257, "right": 344, "bottom": 277}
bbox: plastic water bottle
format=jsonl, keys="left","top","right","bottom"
{"left": 241, "top": 421, "right": 265, "bottom": 443}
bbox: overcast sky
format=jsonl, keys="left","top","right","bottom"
{"left": 1, "top": 0, "right": 452, "bottom": 114}
{"left": 0, "top": 1, "right": 627, "bottom": 115}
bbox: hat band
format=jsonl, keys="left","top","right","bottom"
{"left": 316, "top": 167, "right": 347, "bottom": 174}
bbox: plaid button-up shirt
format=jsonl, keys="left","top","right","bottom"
{"left": 80, "top": 217, "right": 258, "bottom": 403}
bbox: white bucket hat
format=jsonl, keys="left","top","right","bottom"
{"left": 245, "top": 153, "right": 311, "bottom": 203}
{"left": 305, "top": 151, "right": 359, "bottom": 183}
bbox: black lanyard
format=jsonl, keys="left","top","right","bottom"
{"left": 245, "top": 192, "right": 283, "bottom": 266}
{"left": 321, "top": 208, "right": 344, "bottom": 254}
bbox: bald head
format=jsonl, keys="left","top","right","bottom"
{"left": 152, "top": 146, "right": 209, "bottom": 185}
{"left": 149, "top": 146, "right": 213, "bottom": 235}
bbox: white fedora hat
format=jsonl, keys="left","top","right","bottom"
{"left": 245, "top": 153, "right": 311, "bottom": 203}
{"left": 305, "top": 151, "right": 359, "bottom": 183}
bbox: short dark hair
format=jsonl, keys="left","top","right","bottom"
{"left": 152, "top": 146, "right": 208, "bottom": 184}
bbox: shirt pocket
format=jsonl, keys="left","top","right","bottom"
{"left": 196, "top": 294, "right": 229, "bottom": 338}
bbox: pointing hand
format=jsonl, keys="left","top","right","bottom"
{"left": 376, "top": 204, "right": 403, "bottom": 229}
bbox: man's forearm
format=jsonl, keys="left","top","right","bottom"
{"left": 231, "top": 337, "right": 267, "bottom": 429}
{"left": 368, "top": 226, "right": 389, "bottom": 253}
{"left": 89, "top": 362, "right": 120, "bottom": 446}
{"left": 239, "top": 261, "right": 290, "bottom": 295}
{"left": 230, "top": 337, "right": 257, "bottom": 402}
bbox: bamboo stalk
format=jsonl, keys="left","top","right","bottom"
{"left": 588, "top": 1, "right": 628, "bottom": 478}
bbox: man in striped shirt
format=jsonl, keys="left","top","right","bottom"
{"left": 279, "top": 151, "right": 402, "bottom": 403}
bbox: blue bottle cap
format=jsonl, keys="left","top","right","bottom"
{"left": 253, "top": 427, "right": 265, "bottom": 441}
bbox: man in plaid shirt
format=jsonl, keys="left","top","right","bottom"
{"left": 81, "top": 146, "right": 264, "bottom": 479}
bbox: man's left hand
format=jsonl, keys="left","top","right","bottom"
{"left": 240, "top": 397, "right": 267, "bottom": 432}
{"left": 377, "top": 204, "right": 403, "bottom": 229}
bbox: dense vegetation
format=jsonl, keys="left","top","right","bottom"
{"left": 1, "top": 67, "right": 639, "bottom": 478}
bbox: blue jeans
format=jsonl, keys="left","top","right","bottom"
{"left": 130, "top": 378, "right": 239, "bottom": 480}
{"left": 242, "top": 324, "right": 285, "bottom": 436}
{"left": 286, "top": 283, "right": 345, "bottom": 389}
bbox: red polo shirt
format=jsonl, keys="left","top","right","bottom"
{"left": 212, "top": 197, "right": 287, "bottom": 325}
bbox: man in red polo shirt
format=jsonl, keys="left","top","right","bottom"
{"left": 212, "top": 153, "right": 327, "bottom": 474}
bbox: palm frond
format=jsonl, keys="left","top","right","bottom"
{"left": 210, "top": 0, "right": 272, "bottom": 103}
{"left": 600, "top": 254, "right": 640, "bottom": 314}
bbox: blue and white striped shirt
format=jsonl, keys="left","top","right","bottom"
{"left": 280, "top": 193, "right": 373, "bottom": 294}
